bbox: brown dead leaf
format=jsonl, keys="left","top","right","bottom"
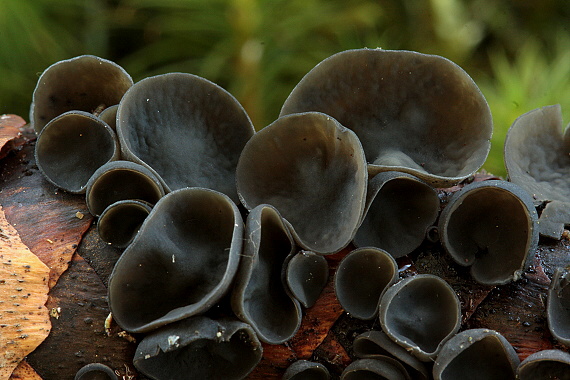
{"left": 0, "top": 205, "right": 50, "bottom": 379}
{"left": 9, "top": 360, "right": 42, "bottom": 380}
{"left": 0, "top": 115, "right": 26, "bottom": 160}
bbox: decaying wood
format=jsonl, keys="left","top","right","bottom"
{"left": 0, "top": 205, "right": 50, "bottom": 379}
{"left": 0, "top": 115, "right": 569, "bottom": 379}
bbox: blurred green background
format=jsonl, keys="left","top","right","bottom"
{"left": 2, "top": 0, "right": 570, "bottom": 177}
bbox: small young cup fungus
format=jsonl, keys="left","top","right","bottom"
{"left": 280, "top": 48, "right": 492, "bottom": 188}
{"left": 354, "top": 171, "right": 440, "bottom": 258}
{"left": 97, "top": 199, "right": 153, "bottom": 248}
{"left": 236, "top": 111, "right": 367, "bottom": 255}
{"left": 516, "top": 349, "right": 570, "bottom": 380}
{"left": 30, "top": 55, "right": 133, "bottom": 133}
{"left": 285, "top": 250, "right": 329, "bottom": 309}
{"left": 116, "top": 72, "right": 255, "bottom": 203}
{"left": 547, "top": 266, "right": 570, "bottom": 346}
{"left": 504, "top": 104, "right": 570, "bottom": 239}
{"left": 438, "top": 180, "right": 539, "bottom": 285}
{"left": 340, "top": 358, "right": 411, "bottom": 380}
{"left": 108, "top": 187, "right": 243, "bottom": 333}
{"left": 378, "top": 274, "right": 461, "bottom": 361}
{"left": 74, "top": 363, "right": 118, "bottom": 380}
{"left": 35, "top": 110, "right": 119, "bottom": 194}
{"left": 283, "top": 360, "right": 331, "bottom": 380}
{"left": 231, "top": 204, "right": 302, "bottom": 344}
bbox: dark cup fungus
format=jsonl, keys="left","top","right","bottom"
{"left": 74, "top": 363, "right": 118, "bottom": 380}
{"left": 231, "top": 204, "right": 302, "bottom": 344}
{"left": 516, "top": 349, "right": 570, "bottom": 380}
{"left": 438, "top": 180, "right": 539, "bottom": 285}
{"left": 285, "top": 250, "right": 329, "bottom": 309}
{"left": 283, "top": 360, "right": 331, "bottom": 380}
{"left": 433, "top": 329, "right": 520, "bottom": 380}
{"left": 85, "top": 160, "right": 165, "bottom": 217}
{"left": 116, "top": 72, "right": 255, "bottom": 203}
{"left": 340, "top": 358, "right": 411, "bottom": 380}
{"left": 97, "top": 200, "right": 153, "bottom": 248}
{"left": 98, "top": 104, "right": 118, "bottom": 131}
{"left": 547, "top": 266, "right": 570, "bottom": 346}
{"left": 353, "top": 330, "right": 430, "bottom": 380}
{"left": 35, "top": 110, "right": 119, "bottom": 194}
{"left": 504, "top": 104, "right": 570, "bottom": 239}
{"left": 280, "top": 48, "right": 492, "bottom": 188}
{"left": 378, "top": 274, "right": 461, "bottom": 361}
{"left": 354, "top": 171, "right": 440, "bottom": 258}
{"left": 133, "top": 316, "right": 262, "bottom": 380}
{"left": 107, "top": 187, "right": 243, "bottom": 333}
{"left": 30, "top": 55, "right": 133, "bottom": 134}
{"left": 236, "top": 112, "right": 367, "bottom": 255}
{"left": 335, "top": 247, "right": 398, "bottom": 320}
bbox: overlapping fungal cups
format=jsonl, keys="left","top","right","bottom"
{"left": 231, "top": 204, "right": 302, "bottom": 344}
{"left": 285, "top": 250, "right": 329, "bottom": 309}
{"left": 116, "top": 72, "right": 255, "bottom": 203}
{"left": 97, "top": 200, "right": 153, "bottom": 248}
{"left": 354, "top": 172, "right": 440, "bottom": 258}
{"left": 516, "top": 349, "right": 570, "bottom": 380}
{"left": 133, "top": 316, "right": 262, "bottom": 380}
{"left": 30, "top": 55, "right": 133, "bottom": 134}
{"left": 283, "top": 360, "right": 331, "bottom": 380}
{"left": 108, "top": 187, "right": 243, "bottom": 333}
{"left": 547, "top": 265, "right": 570, "bottom": 346}
{"left": 433, "top": 329, "right": 520, "bottom": 380}
{"left": 438, "top": 180, "right": 539, "bottom": 285}
{"left": 335, "top": 247, "right": 398, "bottom": 320}
{"left": 236, "top": 112, "right": 367, "bottom": 255}
{"left": 504, "top": 104, "right": 570, "bottom": 239}
{"left": 35, "top": 110, "right": 120, "bottom": 194}
{"left": 378, "top": 274, "right": 461, "bottom": 362}
{"left": 280, "top": 48, "right": 492, "bottom": 188}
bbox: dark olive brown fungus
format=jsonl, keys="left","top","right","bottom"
{"left": 504, "top": 104, "right": 570, "bottom": 239}
{"left": 231, "top": 204, "right": 302, "bottom": 344}
{"left": 107, "top": 187, "right": 243, "bottom": 333}
{"left": 340, "top": 358, "right": 411, "bottom": 380}
{"left": 280, "top": 48, "right": 492, "bottom": 188}
{"left": 236, "top": 111, "right": 367, "bottom": 254}
{"left": 283, "top": 360, "right": 331, "bottom": 380}
{"left": 353, "top": 330, "right": 430, "bottom": 380}
{"left": 438, "top": 180, "right": 539, "bottom": 285}
{"left": 98, "top": 104, "right": 118, "bottom": 131}
{"left": 74, "top": 363, "right": 118, "bottom": 380}
{"left": 378, "top": 274, "right": 461, "bottom": 361}
{"left": 335, "top": 247, "right": 398, "bottom": 320}
{"left": 285, "top": 250, "right": 329, "bottom": 309}
{"left": 547, "top": 265, "right": 570, "bottom": 346}
{"left": 516, "top": 349, "right": 570, "bottom": 380}
{"left": 116, "top": 72, "right": 255, "bottom": 203}
{"left": 35, "top": 110, "right": 119, "bottom": 194}
{"left": 354, "top": 171, "right": 440, "bottom": 258}
{"left": 85, "top": 160, "right": 165, "bottom": 217}
{"left": 433, "top": 329, "right": 519, "bottom": 380}
{"left": 133, "top": 316, "right": 262, "bottom": 380}
{"left": 30, "top": 55, "right": 133, "bottom": 133}
{"left": 97, "top": 199, "right": 153, "bottom": 248}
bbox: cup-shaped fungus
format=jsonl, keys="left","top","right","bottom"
{"left": 280, "top": 48, "right": 492, "bottom": 188}
{"left": 231, "top": 204, "right": 302, "bottom": 344}
{"left": 516, "top": 349, "right": 570, "bottom": 380}
{"left": 353, "top": 330, "right": 430, "bottom": 380}
{"left": 354, "top": 172, "right": 440, "bottom": 258}
{"left": 236, "top": 112, "right": 367, "bottom": 254}
{"left": 504, "top": 104, "right": 570, "bottom": 239}
{"left": 35, "top": 110, "right": 119, "bottom": 194}
{"left": 116, "top": 72, "right": 255, "bottom": 203}
{"left": 85, "top": 160, "right": 165, "bottom": 217}
{"left": 438, "top": 180, "right": 539, "bottom": 285}
{"left": 30, "top": 55, "right": 133, "bottom": 134}
{"left": 283, "top": 360, "right": 331, "bottom": 380}
{"left": 74, "top": 363, "right": 118, "bottom": 380}
{"left": 379, "top": 274, "right": 461, "bottom": 361}
{"left": 285, "top": 250, "right": 329, "bottom": 308}
{"left": 97, "top": 200, "right": 153, "bottom": 248}
{"left": 340, "top": 358, "right": 411, "bottom": 380}
{"left": 98, "top": 104, "right": 118, "bottom": 131}
{"left": 547, "top": 266, "right": 570, "bottom": 346}
{"left": 433, "top": 329, "right": 519, "bottom": 380}
{"left": 133, "top": 316, "right": 262, "bottom": 380}
{"left": 108, "top": 187, "right": 243, "bottom": 333}
{"left": 335, "top": 247, "right": 398, "bottom": 320}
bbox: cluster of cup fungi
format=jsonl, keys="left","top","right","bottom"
{"left": 28, "top": 49, "right": 570, "bottom": 379}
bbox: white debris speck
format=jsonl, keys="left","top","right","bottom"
{"left": 172, "top": 255, "right": 176, "bottom": 263}
{"left": 216, "top": 331, "right": 222, "bottom": 338}
{"left": 168, "top": 335, "right": 180, "bottom": 347}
